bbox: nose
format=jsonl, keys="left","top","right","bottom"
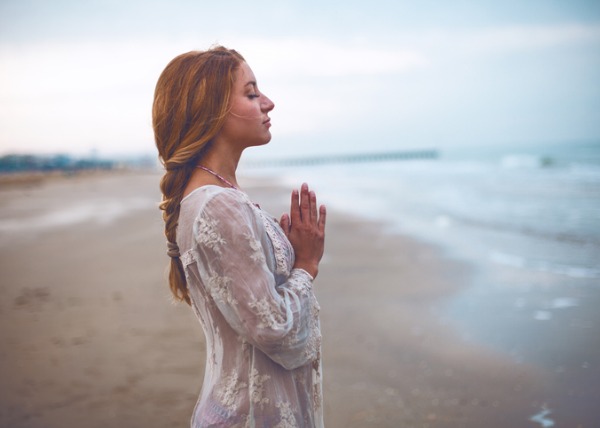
{"left": 261, "top": 94, "right": 275, "bottom": 112}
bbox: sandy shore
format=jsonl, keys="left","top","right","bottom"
{"left": 0, "top": 171, "right": 559, "bottom": 427}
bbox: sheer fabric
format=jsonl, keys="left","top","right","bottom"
{"left": 177, "top": 185, "right": 323, "bottom": 428}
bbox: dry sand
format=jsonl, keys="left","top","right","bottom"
{"left": 0, "top": 171, "right": 555, "bottom": 427}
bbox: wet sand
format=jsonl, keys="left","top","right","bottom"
{"left": 0, "top": 171, "right": 584, "bottom": 427}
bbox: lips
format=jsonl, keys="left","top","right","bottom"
{"left": 263, "top": 118, "right": 271, "bottom": 127}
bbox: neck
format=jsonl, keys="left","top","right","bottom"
{"left": 197, "top": 143, "right": 242, "bottom": 188}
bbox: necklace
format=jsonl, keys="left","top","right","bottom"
{"left": 196, "top": 165, "right": 238, "bottom": 190}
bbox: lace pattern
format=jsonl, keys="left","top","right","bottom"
{"left": 274, "top": 401, "right": 299, "bottom": 428}
{"left": 258, "top": 209, "right": 293, "bottom": 277}
{"left": 249, "top": 296, "right": 286, "bottom": 329}
{"left": 177, "top": 186, "right": 323, "bottom": 428}
{"left": 207, "top": 271, "right": 236, "bottom": 306}
{"left": 244, "top": 231, "right": 266, "bottom": 264}
{"left": 195, "top": 216, "right": 226, "bottom": 255}
{"left": 249, "top": 368, "right": 271, "bottom": 409}
{"left": 217, "top": 370, "right": 248, "bottom": 412}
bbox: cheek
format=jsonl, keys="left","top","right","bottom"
{"left": 232, "top": 100, "right": 261, "bottom": 119}
{"left": 243, "top": 108, "right": 260, "bottom": 119}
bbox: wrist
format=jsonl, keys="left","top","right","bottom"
{"left": 293, "top": 262, "right": 318, "bottom": 279}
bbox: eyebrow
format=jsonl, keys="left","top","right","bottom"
{"left": 244, "top": 81, "right": 257, "bottom": 88}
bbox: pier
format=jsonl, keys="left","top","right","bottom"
{"left": 245, "top": 149, "right": 438, "bottom": 167}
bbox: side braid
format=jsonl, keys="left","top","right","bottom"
{"left": 159, "top": 164, "right": 194, "bottom": 304}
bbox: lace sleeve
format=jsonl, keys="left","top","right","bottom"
{"left": 192, "top": 189, "right": 321, "bottom": 370}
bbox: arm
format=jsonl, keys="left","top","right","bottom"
{"left": 193, "top": 190, "right": 321, "bottom": 370}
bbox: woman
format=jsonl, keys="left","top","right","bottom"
{"left": 153, "top": 46, "right": 326, "bottom": 427}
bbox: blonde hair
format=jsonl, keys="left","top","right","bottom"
{"left": 153, "top": 46, "right": 245, "bottom": 304}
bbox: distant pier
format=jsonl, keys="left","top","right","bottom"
{"left": 245, "top": 149, "right": 438, "bottom": 167}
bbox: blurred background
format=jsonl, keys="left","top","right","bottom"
{"left": 1, "top": 0, "right": 599, "bottom": 159}
{"left": 1, "top": 1, "right": 599, "bottom": 427}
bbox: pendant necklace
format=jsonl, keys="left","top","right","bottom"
{"left": 196, "top": 165, "right": 239, "bottom": 190}
{"left": 196, "top": 165, "right": 262, "bottom": 209}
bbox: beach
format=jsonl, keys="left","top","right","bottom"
{"left": 0, "top": 170, "right": 596, "bottom": 427}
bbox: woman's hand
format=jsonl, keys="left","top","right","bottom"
{"left": 280, "top": 183, "right": 326, "bottom": 279}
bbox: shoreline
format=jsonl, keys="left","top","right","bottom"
{"left": 0, "top": 170, "right": 574, "bottom": 427}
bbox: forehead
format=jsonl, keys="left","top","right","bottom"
{"left": 235, "top": 62, "right": 256, "bottom": 88}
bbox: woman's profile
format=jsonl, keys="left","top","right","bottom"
{"left": 152, "top": 46, "right": 326, "bottom": 427}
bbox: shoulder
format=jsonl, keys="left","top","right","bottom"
{"left": 183, "top": 186, "right": 260, "bottom": 230}
{"left": 182, "top": 185, "right": 253, "bottom": 214}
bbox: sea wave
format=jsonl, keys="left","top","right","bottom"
{"left": 490, "top": 250, "right": 600, "bottom": 279}
{"left": 427, "top": 208, "right": 600, "bottom": 247}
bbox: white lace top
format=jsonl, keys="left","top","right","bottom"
{"left": 177, "top": 185, "right": 323, "bottom": 428}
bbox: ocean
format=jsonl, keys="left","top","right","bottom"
{"left": 241, "top": 140, "right": 600, "bottom": 369}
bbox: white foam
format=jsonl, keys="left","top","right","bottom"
{"left": 529, "top": 405, "right": 555, "bottom": 427}
{"left": 549, "top": 297, "right": 579, "bottom": 309}
{"left": 434, "top": 215, "right": 452, "bottom": 228}
{"left": 547, "top": 264, "right": 600, "bottom": 279}
{"left": 489, "top": 251, "right": 526, "bottom": 268}
{"left": 489, "top": 251, "right": 600, "bottom": 279}
{"left": 533, "top": 311, "right": 552, "bottom": 321}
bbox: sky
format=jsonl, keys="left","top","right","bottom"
{"left": 0, "top": 0, "right": 599, "bottom": 159}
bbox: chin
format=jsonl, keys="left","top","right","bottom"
{"left": 245, "top": 137, "right": 271, "bottom": 150}
{"left": 259, "top": 134, "right": 272, "bottom": 146}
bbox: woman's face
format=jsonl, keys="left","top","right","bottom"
{"left": 217, "top": 62, "right": 275, "bottom": 150}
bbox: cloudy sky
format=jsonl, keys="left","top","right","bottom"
{"left": 0, "top": 0, "right": 599, "bottom": 158}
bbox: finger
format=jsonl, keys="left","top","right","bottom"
{"left": 318, "top": 204, "right": 327, "bottom": 233}
{"left": 289, "top": 189, "right": 301, "bottom": 225}
{"left": 310, "top": 191, "right": 317, "bottom": 224}
{"left": 280, "top": 213, "right": 290, "bottom": 236}
{"left": 300, "top": 183, "right": 310, "bottom": 222}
